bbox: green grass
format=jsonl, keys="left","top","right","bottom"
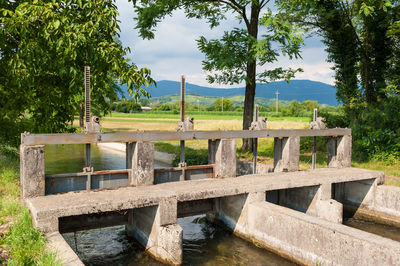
{"left": 102, "top": 118, "right": 178, "bottom": 124}
{"left": 0, "top": 146, "right": 60, "bottom": 265}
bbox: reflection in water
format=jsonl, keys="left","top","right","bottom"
{"left": 45, "top": 144, "right": 168, "bottom": 174}
{"left": 63, "top": 215, "right": 294, "bottom": 266}
{"left": 344, "top": 217, "right": 400, "bottom": 242}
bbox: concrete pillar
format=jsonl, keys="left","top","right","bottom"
{"left": 315, "top": 183, "right": 343, "bottom": 223}
{"left": 273, "top": 136, "right": 300, "bottom": 172}
{"left": 126, "top": 142, "right": 135, "bottom": 169}
{"left": 20, "top": 145, "right": 45, "bottom": 199}
{"left": 207, "top": 139, "right": 217, "bottom": 164}
{"left": 210, "top": 139, "right": 236, "bottom": 178}
{"left": 126, "top": 198, "right": 182, "bottom": 265}
{"left": 328, "top": 135, "right": 352, "bottom": 168}
{"left": 214, "top": 192, "right": 265, "bottom": 236}
{"left": 129, "top": 141, "right": 154, "bottom": 186}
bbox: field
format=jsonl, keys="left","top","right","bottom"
{"left": 96, "top": 112, "right": 399, "bottom": 179}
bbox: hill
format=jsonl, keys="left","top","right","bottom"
{"left": 120, "top": 79, "right": 338, "bottom": 106}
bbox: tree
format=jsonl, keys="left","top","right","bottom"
{"left": 214, "top": 98, "right": 234, "bottom": 111}
{"left": 0, "top": 0, "right": 154, "bottom": 145}
{"left": 277, "top": 0, "right": 399, "bottom": 105}
{"left": 131, "top": 0, "right": 303, "bottom": 151}
{"left": 277, "top": 0, "right": 400, "bottom": 159}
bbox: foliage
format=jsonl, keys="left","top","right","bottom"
{"left": 2, "top": 209, "right": 60, "bottom": 265}
{"left": 277, "top": 0, "right": 399, "bottom": 105}
{"left": 111, "top": 100, "right": 141, "bottom": 113}
{"left": 351, "top": 96, "right": 400, "bottom": 160}
{"left": 131, "top": 0, "right": 304, "bottom": 151}
{"left": 277, "top": 0, "right": 400, "bottom": 159}
{"left": 154, "top": 142, "right": 208, "bottom": 166}
{"left": 213, "top": 98, "right": 233, "bottom": 111}
{"left": 0, "top": 0, "right": 154, "bottom": 146}
{"left": 0, "top": 150, "right": 60, "bottom": 265}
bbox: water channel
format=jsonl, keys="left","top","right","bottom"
{"left": 45, "top": 144, "right": 294, "bottom": 266}
{"left": 45, "top": 144, "right": 400, "bottom": 265}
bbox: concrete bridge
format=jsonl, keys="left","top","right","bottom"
{"left": 20, "top": 129, "right": 400, "bottom": 265}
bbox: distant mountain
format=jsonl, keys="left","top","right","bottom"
{"left": 120, "top": 79, "right": 338, "bottom": 106}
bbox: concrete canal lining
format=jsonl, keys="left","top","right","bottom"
{"left": 248, "top": 202, "right": 400, "bottom": 265}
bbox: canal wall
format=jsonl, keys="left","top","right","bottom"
{"left": 247, "top": 202, "right": 400, "bottom": 265}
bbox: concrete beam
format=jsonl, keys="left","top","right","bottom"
{"left": 328, "top": 135, "right": 352, "bottom": 168}
{"left": 130, "top": 141, "right": 154, "bottom": 186}
{"left": 248, "top": 202, "right": 400, "bottom": 265}
{"left": 21, "top": 128, "right": 352, "bottom": 145}
{"left": 273, "top": 136, "right": 300, "bottom": 172}
{"left": 20, "top": 145, "right": 45, "bottom": 199}
{"left": 126, "top": 198, "right": 182, "bottom": 265}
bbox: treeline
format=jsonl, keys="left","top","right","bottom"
{"left": 149, "top": 98, "right": 332, "bottom": 118}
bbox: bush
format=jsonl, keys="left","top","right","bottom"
{"left": 113, "top": 100, "right": 141, "bottom": 113}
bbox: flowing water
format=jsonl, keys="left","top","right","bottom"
{"left": 46, "top": 144, "right": 294, "bottom": 266}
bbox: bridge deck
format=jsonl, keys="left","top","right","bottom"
{"left": 26, "top": 168, "right": 383, "bottom": 233}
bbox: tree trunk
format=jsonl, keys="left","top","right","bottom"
{"left": 242, "top": 3, "right": 260, "bottom": 152}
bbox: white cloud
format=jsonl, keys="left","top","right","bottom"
{"left": 116, "top": 0, "right": 334, "bottom": 86}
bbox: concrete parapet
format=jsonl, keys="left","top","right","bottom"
{"left": 129, "top": 141, "right": 154, "bottom": 186}
{"left": 126, "top": 197, "right": 182, "bottom": 265}
{"left": 273, "top": 136, "right": 300, "bottom": 172}
{"left": 248, "top": 201, "right": 400, "bottom": 265}
{"left": 209, "top": 139, "right": 236, "bottom": 178}
{"left": 328, "top": 135, "right": 352, "bottom": 168}
{"left": 20, "top": 145, "right": 45, "bottom": 199}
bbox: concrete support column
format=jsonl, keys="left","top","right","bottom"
{"left": 207, "top": 139, "right": 217, "bottom": 164}
{"left": 20, "top": 145, "right": 45, "bottom": 199}
{"left": 128, "top": 141, "right": 154, "bottom": 186}
{"left": 126, "top": 198, "right": 182, "bottom": 265}
{"left": 273, "top": 136, "right": 300, "bottom": 172}
{"left": 210, "top": 139, "right": 236, "bottom": 178}
{"left": 126, "top": 142, "right": 135, "bottom": 169}
{"left": 214, "top": 192, "right": 265, "bottom": 236}
{"left": 328, "top": 135, "right": 352, "bottom": 168}
{"left": 315, "top": 183, "right": 343, "bottom": 223}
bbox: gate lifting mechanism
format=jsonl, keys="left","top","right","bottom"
{"left": 82, "top": 66, "right": 101, "bottom": 173}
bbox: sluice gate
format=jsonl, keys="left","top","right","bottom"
{"left": 20, "top": 128, "right": 400, "bottom": 265}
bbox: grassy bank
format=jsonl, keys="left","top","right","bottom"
{"left": 0, "top": 146, "right": 60, "bottom": 265}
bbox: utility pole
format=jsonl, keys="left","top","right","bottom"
{"left": 222, "top": 96, "right": 224, "bottom": 112}
{"left": 275, "top": 90, "right": 280, "bottom": 114}
{"left": 180, "top": 75, "right": 186, "bottom": 167}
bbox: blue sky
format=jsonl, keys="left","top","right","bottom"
{"left": 116, "top": 0, "right": 334, "bottom": 87}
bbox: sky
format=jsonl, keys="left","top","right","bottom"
{"left": 115, "top": 0, "right": 334, "bottom": 87}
